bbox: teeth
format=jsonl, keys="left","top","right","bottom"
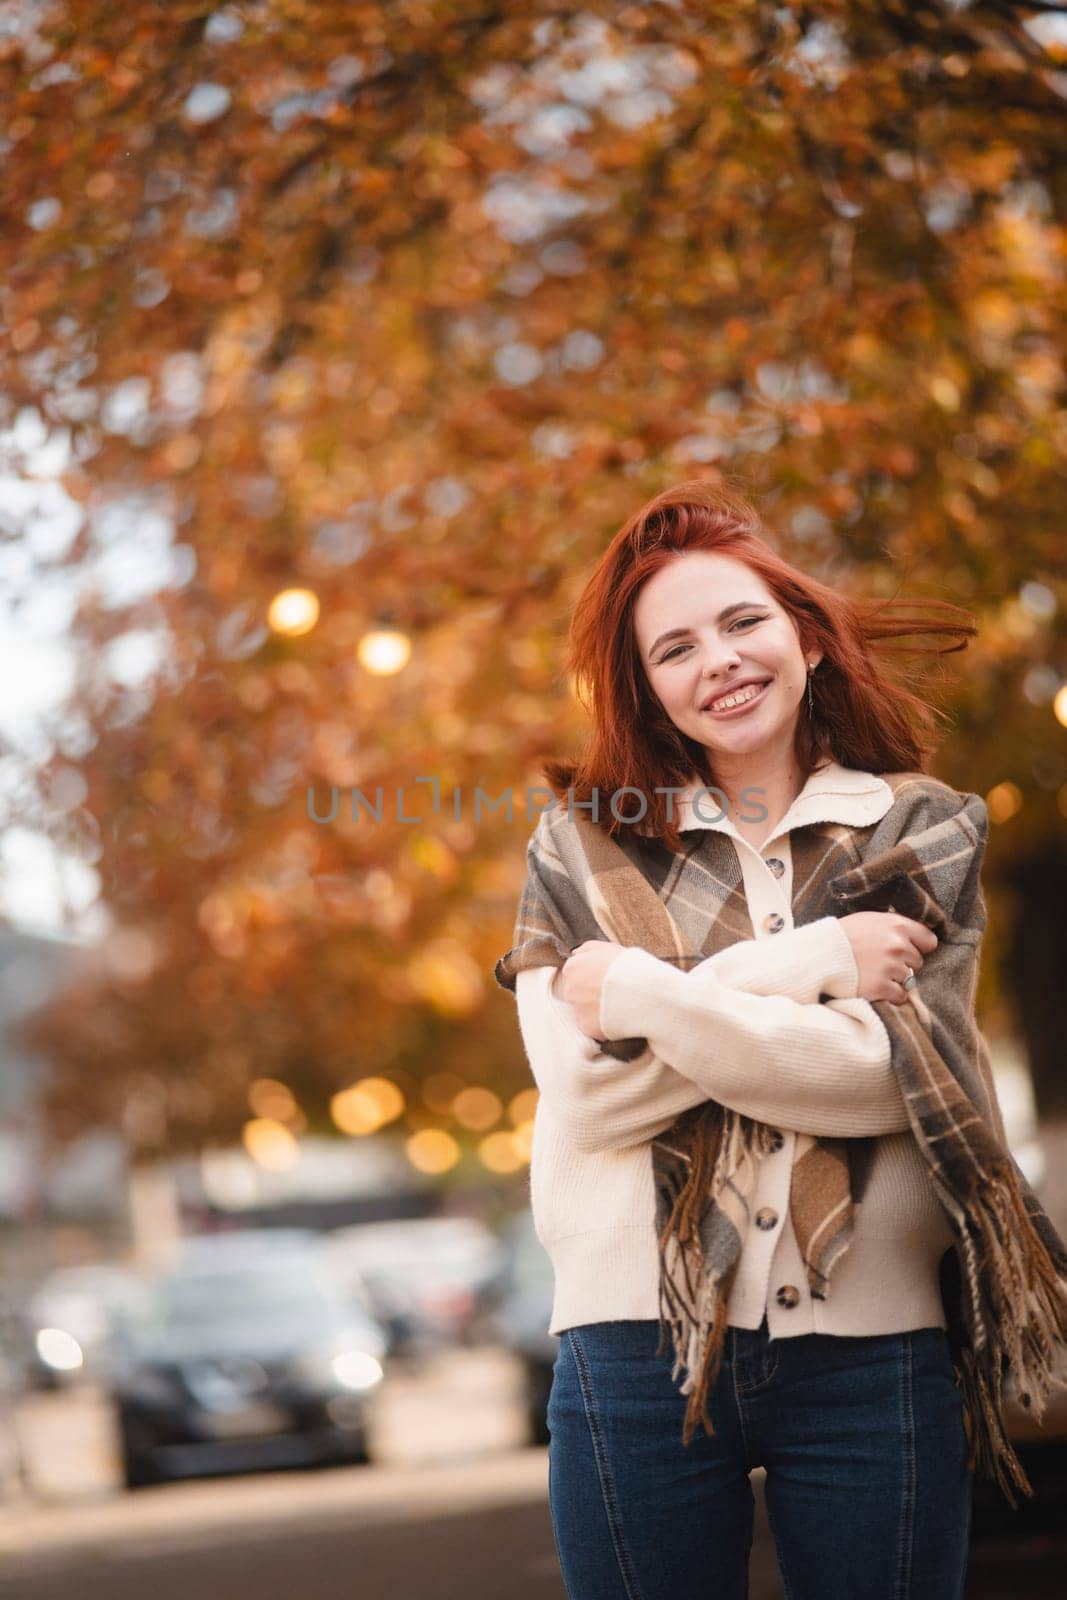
{"left": 709, "top": 683, "right": 764, "bottom": 712}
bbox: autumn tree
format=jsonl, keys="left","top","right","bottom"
{"left": 3, "top": 0, "right": 1065, "bottom": 1147}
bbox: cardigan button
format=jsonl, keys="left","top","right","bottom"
{"left": 765, "top": 857, "right": 785, "bottom": 878}
{"left": 775, "top": 1284, "right": 800, "bottom": 1309}
{"left": 755, "top": 1208, "right": 778, "bottom": 1231}
{"left": 763, "top": 912, "right": 786, "bottom": 934}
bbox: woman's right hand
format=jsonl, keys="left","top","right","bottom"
{"left": 837, "top": 911, "right": 939, "bottom": 1006}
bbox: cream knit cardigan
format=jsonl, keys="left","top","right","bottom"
{"left": 515, "top": 760, "right": 959, "bottom": 1339}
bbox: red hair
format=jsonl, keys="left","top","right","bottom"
{"left": 544, "top": 479, "right": 978, "bottom": 850}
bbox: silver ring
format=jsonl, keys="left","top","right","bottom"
{"left": 903, "top": 967, "right": 916, "bottom": 991}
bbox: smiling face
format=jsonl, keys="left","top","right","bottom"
{"left": 632, "top": 550, "right": 822, "bottom": 768}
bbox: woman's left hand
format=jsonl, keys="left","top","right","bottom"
{"left": 558, "top": 940, "right": 626, "bottom": 1038}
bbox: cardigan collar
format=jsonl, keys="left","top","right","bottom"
{"left": 670, "top": 758, "right": 895, "bottom": 846}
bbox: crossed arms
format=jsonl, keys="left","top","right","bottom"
{"left": 515, "top": 916, "right": 912, "bottom": 1154}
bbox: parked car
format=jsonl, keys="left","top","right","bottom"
{"left": 108, "top": 1232, "right": 388, "bottom": 1489}
{"left": 488, "top": 1212, "right": 556, "bottom": 1446}
{"left": 23, "top": 1264, "right": 150, "bottom": 1390}
{"left": 325, "top": 1216, "right": 507, "bottom": 1357}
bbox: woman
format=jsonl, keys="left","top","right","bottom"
{"left": 494, "top": 482, "right": 1067, "bottom": 1600}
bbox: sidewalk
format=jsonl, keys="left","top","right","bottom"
{"left": 0, "top": 1449, "right": 552, "bottom": 1563}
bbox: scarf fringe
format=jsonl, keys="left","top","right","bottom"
{"left": 954, "top": 1344, "right": 1030, "bottom": 1509}
{"left": 655, "top": 1242, "right": 731, "bottom": 1447}
{"left": 654, "top": 1111, "right": 776, "bottom": 1447}
{"left": 934, "top": 1156, "right": 1067, "bottom": 1507}
{"left": 655, "top": 1115, "right": 1067, "bottom": 1495}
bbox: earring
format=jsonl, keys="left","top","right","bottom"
{"left": 806, "top": 662, "right": 815, "bottom": 718}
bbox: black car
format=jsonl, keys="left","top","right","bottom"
{"left": 108, "top": 1234, "right": 388, "bottom": 1489}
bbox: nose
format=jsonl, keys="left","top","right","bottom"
{"left": 700, "top": 636, "right": 743, "bottom": 680}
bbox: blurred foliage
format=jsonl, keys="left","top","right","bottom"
{"left": 2, "top": 0, "right": 1065, "bottom": 1148}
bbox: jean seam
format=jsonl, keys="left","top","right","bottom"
{"left": 546, "top": 1356, "right": 570, "bottom": 1598}
{"left": 733, "top": 1352, "right": 779, "bottom": 1396}
{"left": 896, "top": 1332, "right": 917, "bottom": 1600}
{"left": 568, "top": 1328, "right": 645, "bottom": 1600}
{"left": 730, "top": 1353, "right": 758, "bottom": 1471}
{"left": 732, "top": 1324, "right": 779, "bottom": 1397}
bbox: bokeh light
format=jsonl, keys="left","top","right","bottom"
{"left": 477, "top": 1130, "right": 526, "bottom": 1173}
{"left": 248, "top": 1077, "right": 297, "bottom": 1121}
{"left": 986, "top": 781, "right": 1023, "bottom": 824}
{"left": 1053, "top": 685, "right": 1067, "bottom": 729}
{"left": 452, "top": 1086, "right": 503, "bottom": 1132}
{"left": 330, "top": 1076, "right": 405, "bottom": 1136}
{"left": 508, "top": 1087, "right": 539, "bottom": 1126}
{"left": 357, "top": 628, "right": 411, "bottom": 675}
{"left": 511, "top": 1119, "right": 535, "bottom": 1162}
{"left": 268, "top": 587, "right": 320, "bottom": 636}
{"left": 405, "top": 1128, "right": 460, "bottom": 1174}
{"left": 407, "top": 941, "right": 483, "bottom": 1017}
{"left": 241, "top": 1117, "right": 300, "bottom": 1170}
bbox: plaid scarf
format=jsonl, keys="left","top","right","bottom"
{"left": 495, "top": 771, "right": 1067, "bottom": 1505}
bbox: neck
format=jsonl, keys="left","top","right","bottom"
{"left": 709, "top": 746, "right": 809, "bottom": 834}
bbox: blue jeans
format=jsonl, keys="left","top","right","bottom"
{"left": 547, "top": 1316, "right": 972, "bottom": 1600}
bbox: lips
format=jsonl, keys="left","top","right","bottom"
{"left": 701, "top": 679, "right": 771, "bottom": 714}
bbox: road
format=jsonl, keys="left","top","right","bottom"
{"left": 0, "top": 1345, "right": 1063, "bottom": 1599}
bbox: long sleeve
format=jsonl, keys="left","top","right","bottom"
{"left": 676, "top": 916, "right": 860, "bottom": 1004}
{"left": 517, "top": 917, "right": 901, "bottom": 1154}
{"left": 518, "top": 966, "right": 699, "bottom": 1153}
{"left": 599, "top": 943, "right": 909, "bottom": 1138}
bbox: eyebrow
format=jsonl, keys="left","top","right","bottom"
{"left": 648, "top": 601, "right": 768, "bottom": 660}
